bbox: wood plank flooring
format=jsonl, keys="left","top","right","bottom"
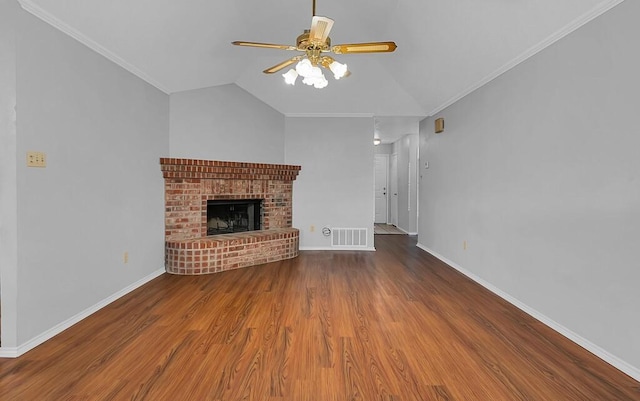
{"left": 1, "top": 235, "right": 638, "bottom": 400}
{"left": 374, "top": 224, "right": 406, "bottom": 235}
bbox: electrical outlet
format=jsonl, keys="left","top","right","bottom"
{"left": 463, "top": 240, "right": 467, "bottom": 250}
{"left": 310, "top": 225, "right": 315, "bottom": 232}
{"left": 124, "top": 252, "right": 129, "bottom": 264}
{"left": 26, "top": 151, "right": 46, "bottom": 167}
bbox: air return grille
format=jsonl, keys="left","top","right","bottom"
{"left": 331, "top": 228, "right": 368, "bottom": 248}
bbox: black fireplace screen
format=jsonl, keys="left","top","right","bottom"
{"left": 207, "top": 199, "right": 262, "bottom": 235}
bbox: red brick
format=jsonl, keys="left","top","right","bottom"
{"left": 161, "top": 158, "right": 300, "bottom": 274}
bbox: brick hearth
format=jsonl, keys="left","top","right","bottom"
{"left": 160, "top": 158, "right": 301, "bottom": 275}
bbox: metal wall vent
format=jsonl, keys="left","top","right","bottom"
{"left": 331, "top": 228, "right": 368, "bottom": 248}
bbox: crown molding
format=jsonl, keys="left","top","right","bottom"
{"left": 17, "top": 0, "right": 171, "bottom": 94}
{"left": 428, "top": 0, "right": 626, "bottom": 117}
{"left": 16, "top": 0, "right": 624, "bottom": 115}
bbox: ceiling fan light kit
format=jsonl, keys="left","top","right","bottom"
{"left": 232, "top": 1, "right": 396, "bottom": 89}
{"left": 281, "top": 57, "right": 347, "bottom": 88}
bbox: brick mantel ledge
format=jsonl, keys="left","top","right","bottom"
{"left": 160, "top": 158, "right": 301, "bottom": 181}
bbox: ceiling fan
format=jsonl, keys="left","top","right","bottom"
{"left": 232, "top": 0, "right": 397, "bottom": 88}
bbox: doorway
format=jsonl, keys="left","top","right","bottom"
{"left": 389, "top": 153, "right": 398, "bottom": 226}
{"left": 374, "top": 154, "right": 388, "bottom": 224}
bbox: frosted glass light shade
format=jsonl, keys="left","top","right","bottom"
{"left": 295, "top": 59, "right": 313, "bottom": 77}
{"left": 313, "top": 76, "right": 328, "bottom": 88}
{"left": 289, "top": 58, "right": 331, "bottom": 89}
{"left": 282, "top": 69, "right": 298, "bottom": 85}
{"left": 329, "top": 61, "right": 348, "bottom": 79}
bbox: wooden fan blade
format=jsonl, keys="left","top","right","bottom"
{"left": 309, "top": 16, "right": 334, "bottom": 43}
{"left": 331, "top": 41, "right": 397, "bottom": 54}
{"left": 263, "top": 57, "right": 301, "bottom": 74}
{"left": 232, "top": 41, "right": 297, "bottom": 51}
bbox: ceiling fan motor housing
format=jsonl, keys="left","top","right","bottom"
{"left": 296, "top": 30, "right": 331, "bottom": 51}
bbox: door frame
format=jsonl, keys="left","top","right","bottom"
{"left": 374, "top": 154, "right": 389, "bottom": 224}
{"left": 389, "top": 153, "right": 398, "bottom": 226}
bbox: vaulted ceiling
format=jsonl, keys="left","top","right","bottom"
{"left": 18, "top": 0, "right": 618, "bottom": 142}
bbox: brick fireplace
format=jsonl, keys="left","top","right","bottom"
{"left": 160, "top": 158, "right": 301, "bottom": 275}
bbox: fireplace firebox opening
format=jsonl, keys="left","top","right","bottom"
{"left": 207, "top": 199, "right": 263, "bottom": 235}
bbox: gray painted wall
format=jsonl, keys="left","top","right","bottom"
{"left": 285, "top": 117, "right": 375, "bottom": 250}
{"left": 169, "top": 84, "right": 285, "bottom": 163}
{"left": 11, "top": 9, "right": 169, "bottom": 346}
{"left": 374, "top": 143, "right": 392, "bottom": 155}
{"left": 418, "top": 0, "right": 640, "bottom": 372}
{"left": 0, "top": 0, "right": 19, "bottom": 347}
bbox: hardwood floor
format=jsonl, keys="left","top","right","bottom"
{"left": 374, "top": 223, "right": 406, "bottom": 235}
{"left": 1, "top": 235, "right": 638, "bottom": 400}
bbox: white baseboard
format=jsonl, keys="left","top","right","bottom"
{"left": 0, "top": 347, "right": 18, "bottom": 358}
{"left": 397, "top": 226, "right": 418, "bottom": 236}
{"left": 416, "top": 243, "right": 640, "bottom": 382}
{"left": 300, "top": 246, "right": 376, "bottom": 252}
{"left": 0, "top": 268, "right": 165, "bottom": 358}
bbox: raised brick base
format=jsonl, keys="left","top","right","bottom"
{"left": 165, "top": 228, "right": 299, "bottom": 275}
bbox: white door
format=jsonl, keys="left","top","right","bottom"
{"left": 374, "top": 155, "right": 388, "bottom": 223}
{"left": 390, "top": 153, "right": 398, "bottom": 226}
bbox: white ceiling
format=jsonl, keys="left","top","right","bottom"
{"left": 18, "top": 0, "right": 620, "bottom": 143}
